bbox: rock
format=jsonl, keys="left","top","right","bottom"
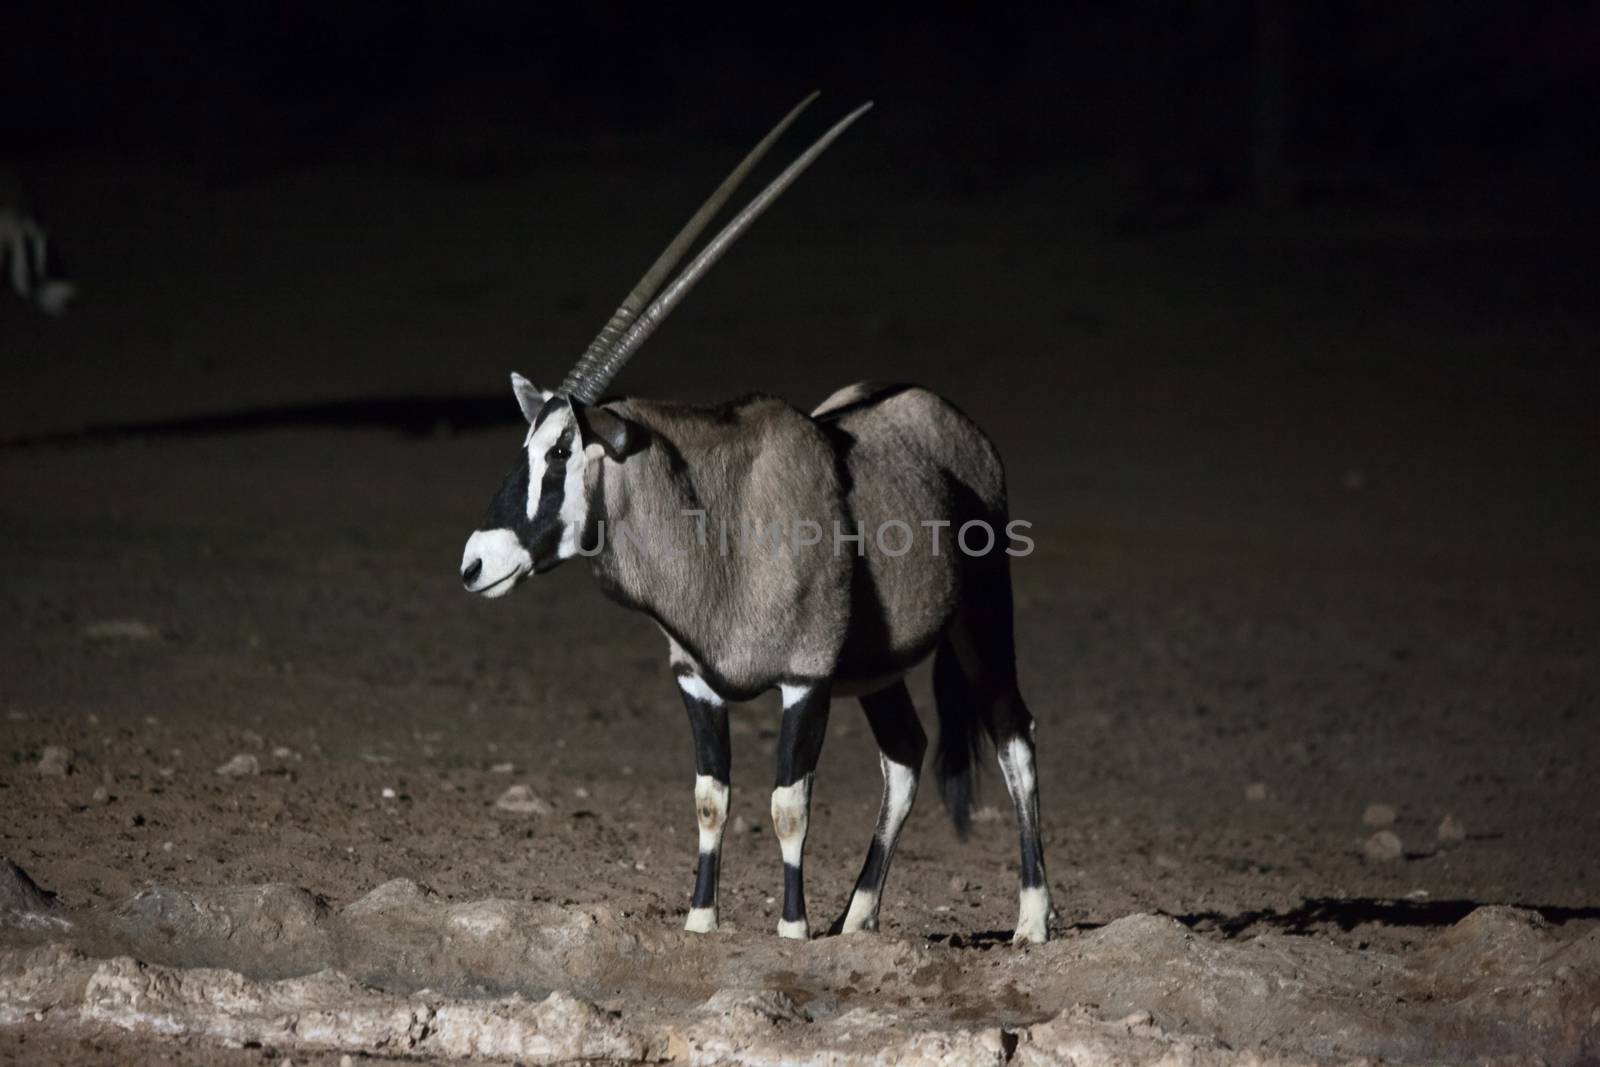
{"left": 1437, "top": 813, "right": 1467, "bottom": 843}
{"left": 490, "top": 761, "right": 514, "bottom": 774}
{"left": 494, "top": 785, "right": 552, "bottom": 816}
{"left": 91, "top": 786, "right": 111, "bottom": 805}
{"left": 380, "top": 788, "right": 396, "bottom": 799}
{"left": 37, "top": 746, "right": 72, "bottom": 777}
{"left": 1244, "top": 781, "right": 1268, "bottom": 801}
{"left": 970, "top": 805, "right": 1005, "bottom": 824}
{"left": 81, "top": 619, "right": 160, "bottom": 640}
{"left": 948, "top": 875, "right": 968, "bottom": 894}
{"left": 216, "top": 754, "right": 260, "bottom": 778}
{"left": 1363, "top": 830, "right": 1404, "bottom": 862}
{"left": 731, "top": 815, "right": 752, "bottom": 834}
{"left": 1363, "top": 803, "right": 1397, "bottom": 827}
{"left": 0, "top": 860, "right": 58, "bottom": 923}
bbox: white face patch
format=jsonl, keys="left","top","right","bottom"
{"left": 524, "top": 405, "right": 595, "bottom": 563}
{"left": 460, "top": 528, "right": 531, "bottom": 598}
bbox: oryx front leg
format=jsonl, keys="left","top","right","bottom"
{"left": 772, "top": 681, "right": 831, "bottom": 940}
{"left": 677, "top": 669, "right": 730, "bottom": 933}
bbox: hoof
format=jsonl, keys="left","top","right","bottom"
{"left": 685, "top": 907, "right": 718, "bottom": 933}
{"left": 1012, "top": 885, "right": 1052, "bottom": 945}
{"left": 827, "top": 914, "right": 879, "bottom": 936}
{"left": 831, "top": 889, "right": 880, "bottom": 935}
{"left": 776, "top": 918, "right": 810, "bottom": 940}
{"left": 1011, "top": 920, "right": 1049, "bottom": 945}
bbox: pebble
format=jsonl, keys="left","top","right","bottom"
{"left": 731, "top": 815, "right": 752, "bottom": 834}
{"left": 1437, "top": 814, "right": 1467, "bottom": 843}
{"left": 948, "top": 875, "right": 967, "bottom": 893}
{"left": 490, "top": 762, "right": 515, "bottom": 774}
{"left": 1362, "top": 803, "right": 1397, "bottom": 827}
{"left": 970, "top": 805, "right": 1005, "bottom": 824}
{"left": 215, "top": 753, "right": 260, "bottom": 777}
{"left": 37, "top": 746, "right": 72, "bottom": 777}
{"left": 494, "top": 784, "right": 553, "bottom": 816}
{"left": 91, "top": 786, "right": 111, "bottom": 805}
{"left": 381, "top": 787, "right": 397, "bottom": 799}
{"left": 574, "top": 786, "right": 590, "bottom": 799}
{"left": 341, "top": 1058, "right": 354, "bottom": 1067}
{"left": 1244, "top": 782, "right": 1268, "bottom": 802}
{"left": 1363, "top": 830, "right": 1404, "bottom": 862}
{"left": 272, "top": 746, "right": 297, "bottom": 759}
{"left": 82, "top": 619, "right": 160, "bottom": 640}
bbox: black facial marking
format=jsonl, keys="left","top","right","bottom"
{"left": 478, "top": 417, "right": 579, "bottom": 573}
{"left": 525, "top": 424, "right": 575, "bottom": 571}
{"left": 480, "top": 452, "right": 532, "bottom": 535}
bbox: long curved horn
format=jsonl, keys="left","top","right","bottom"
{"left": 562, "top": 101, "right": 873, "bottom": 404}
{"left": 557, "top": 93, "right": 819, "bottom": 401}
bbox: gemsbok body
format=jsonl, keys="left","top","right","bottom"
{"left": 460, "top": 96, "right": 1053, "bottom": 943}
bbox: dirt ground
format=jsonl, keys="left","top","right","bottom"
{"left": 2, "top": 124, "right": 1597, "bottom": 1064}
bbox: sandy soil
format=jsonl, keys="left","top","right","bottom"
{"left": 2, "top": 128, "right": 1597, "bottom": 1063}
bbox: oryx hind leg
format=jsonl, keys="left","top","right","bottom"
{"left": 829, "top": 679, "right": 926, "bottom": 935}
{"left": 950, "top": 557, "right": 1054, "bottom": 945}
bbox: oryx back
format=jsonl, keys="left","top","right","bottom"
{"left": 813, "top": 382, "right": 1007, "bottom": 688}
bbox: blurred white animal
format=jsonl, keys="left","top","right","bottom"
{"left": 0, "top": 170, "right": 75, "bottom": 315}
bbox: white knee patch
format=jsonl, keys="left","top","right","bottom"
{"left": 770, "top": 779, "right": 810, "bottom": 866}
{"left": 879, "top": 757, "right": 918, "bottom": 841}
{"left": 840, "top": 890, "right": 879, "bottom": 934}
{"left": 677, "top": 671, "right": 721, "bottom": 706}
{"left": 694, "top": 775, "right": 729, "bottom": 853}
{"left": 776, "top": 918, "right": 810, "bottom": 940}
{"left": 1012, "top": 885, "right": 1051, "bottom": 945}
{"left": 685, "top": 907, "right": 718, "bottom": 933}
{"left": 998, "top": 737, "right": 1036, "bottom": 804}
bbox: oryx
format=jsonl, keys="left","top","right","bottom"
{"left": 460, "top": 95, "right": 1052, "bottom": 943}
{"left": 1, "top": 170, "right": 75, "bottom": 316}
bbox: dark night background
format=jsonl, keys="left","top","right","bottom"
{"left": 2, "top": 6, "right": 1599, "bottom": 1061}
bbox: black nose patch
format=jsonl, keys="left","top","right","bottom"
{"left": 461, "top": 558, "right": 483, "bottom": 585}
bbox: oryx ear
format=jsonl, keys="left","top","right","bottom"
{"left": 571, "top": 402, "right": 643, "bottom": 461}
{"left": 510, "top": 373, "right": 553, "bottom": 424}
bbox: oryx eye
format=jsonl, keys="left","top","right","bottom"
{"left": 549, "top": 445, "right": 570, "bottom": 461}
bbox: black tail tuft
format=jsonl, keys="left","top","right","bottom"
{"left": 933, "top": 639, "right": 987, "bottom": 838}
